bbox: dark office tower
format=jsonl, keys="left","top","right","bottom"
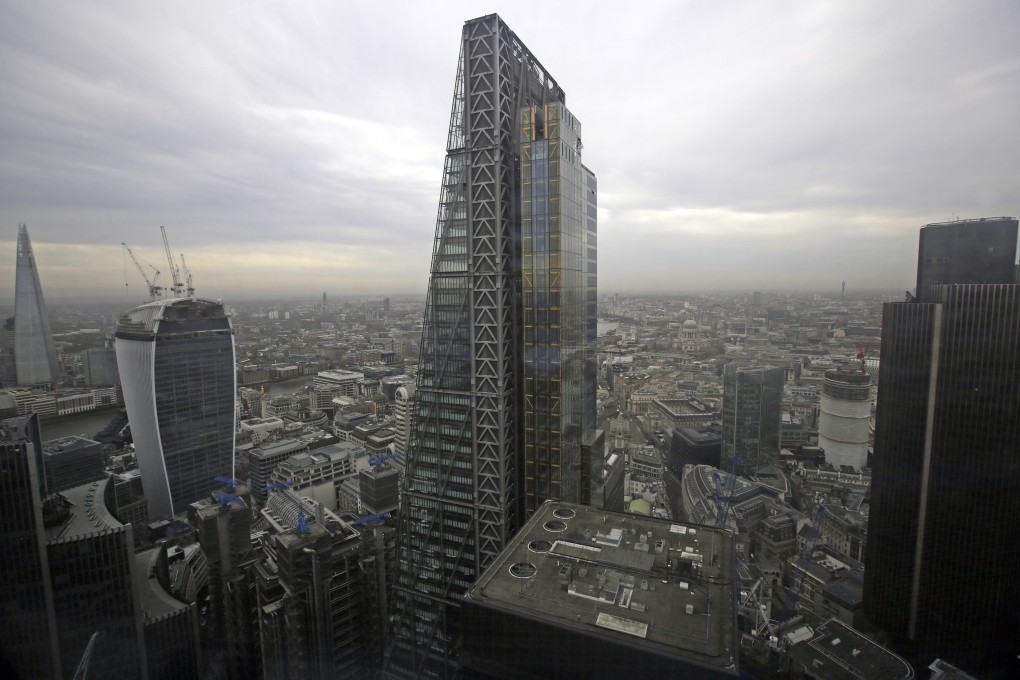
{"left": 915, "top": 216, "right": 1018, "bottom": 300}
{"left": 389, "top": 14, "right": 595, "bottom": 679}
{"left": 13, "top": 223, "right": 60, "bottom": 387}
{"left": 865, "top": 281, "right": 1020, "bottom": 675}
{"left": 0, "top": 414, "right": 60, "bottom": 679}
{"left": 2, "top": 415, "right": 148, "bottom": 679}
{"left": 116, "top": 298, "right": 236, "bottom": 517}
{"left": 191, "top": 488, "right": 258, "bottom": 680}
{"left": 255, "top": 490, "right": 383, "bottom": 679}
{"left": 520, "top": 104, "right": 598, "bottom": 516}
{"left": 322, "top": 291, "right": 327, "bottom": 310}
{"left": 720, "top": 363, "right": 784, "bottom": 477}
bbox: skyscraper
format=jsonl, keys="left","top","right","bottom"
{"left": 817, "top": 368, "right": 871, "bottom": 470}
{"left": 720, "top": 362, "right": 784, "bottom": 477}
{"left": 115, "top": 297, "right": 236, "bottom": 517}
{"left": 0, "top": 414, "right": 60, "bottom": 679}
{"left": 915, "top": 216, "right": 1018, "bottom": 299}
{"left": 865, "top": 218, "right": 1020, "bottom": 675}
{"left": 13, "top": 223, "right": 60, "bottom": 387}
{"left": 388, "top": 14, "right": 596, "bottom": 678}
{"left": 519, "top": 103, "right": 599, "bottom": 516}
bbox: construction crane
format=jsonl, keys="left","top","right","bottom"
{"left": 179, "top": 252, "right": 195, "bottom": 297}
{"left": 259, "top": 480, "right": 293, "bottom": 494}
{"left": 713, "top": 450, "right": 740, "bottom": 528}
{"left": 121, "top": 242, "right": 162, "bottom": 300}
{"left": 297, "top": 511, "right": 310, "bottom": 535}
{"left": 368, "top": 452, "right": 400, "bottom": 473}
{"left": 353, "top": 511, "right": 391, "bottom": 527}
{"left": 212, "top": 490, "right": 245, "bottom": 512}
{"left": 214, "top": 475, "right": 241, "bottom": 492}
{"left": 72, "top": 631, "right": 100, "bottom": 680}
{"left": 160, "top": 225, "right": 185, "bottom": 298}
{"left": 855, "top": 338, "right": 872, "bottom": 375}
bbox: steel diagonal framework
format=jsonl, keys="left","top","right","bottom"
{"left": 388, "top": 15, "right": 563, "bottom": 680}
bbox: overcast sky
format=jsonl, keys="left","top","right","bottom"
{"left": 1, "top": 1, "right": 1017, "bottom": 302}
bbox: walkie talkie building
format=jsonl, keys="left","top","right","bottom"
{"left": 388, "top": 14, "right": 597, "bottom": 678}
{"left": 115, "top": 298, "right": 236, "bottom": 517}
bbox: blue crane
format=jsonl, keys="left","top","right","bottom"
{"left": 212, "top": 490, "right": 245, "bottom": 512}
{"left": 713, "top": 450, "right": 740, "bottom": 528}
{"left": 297, "top": 511, "right": 309, "bottom": 535}
{"left": 214, "top": 476, "right": 241, "bottom": 492}
{"left": 368, "top": 452, "right": 400, "bottom": 473}
{"left": 352, "top": 511, "right": 391, "bottom": 527}
{"left": 259, "top": 480, "right": 293, "bottom": 494}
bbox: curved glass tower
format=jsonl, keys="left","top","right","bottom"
{"left": 13, "top": 224, "right": 60, "bottom": 387}
{"left": 115, "top": 298, "right": 236, "bottom": 517}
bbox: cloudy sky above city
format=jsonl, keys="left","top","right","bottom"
{"left": 1, "top": 0, "right": 1017, "bottom": 301}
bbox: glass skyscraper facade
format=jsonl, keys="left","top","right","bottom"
{"left": 13, "top": 223, "right": 60, "bottom": 387}
{"left": 115, "top": 298, "right": 236, "bottom": 517}
{"left": 388, "top": 15, "right": 596, "bottom": 679}
{"left": 519, "top": 103, "right": 598, "bottom": 516}
{"left": 720, "top": 363, "right": 784, "bottom": 477}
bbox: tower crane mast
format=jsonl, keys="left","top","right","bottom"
{"left": 160, "top": 225, "right": 184, "bottom": 298}
{"left": 121, "top": 242, "right": 162, "bottom": 300}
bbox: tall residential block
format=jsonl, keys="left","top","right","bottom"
{"left": 13, "top": 224, "right": 60, "bottom": 387}
{"left": 817, "top": 369, "right": 871, "bottom": 470}
{"left": 720, "top": 363, "right": 784, "bottom": 477}
{"left": 865, "top": 220, "right": 1020, "bottom": 675}
{"left": 389, "top": 15, "right": 596, "bottom": 678}
{"left": 116, "top": 298, "right": 236, "bottom": 517}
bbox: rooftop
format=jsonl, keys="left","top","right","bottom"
{"left": 45, "top": 478, "right": 122, "bottom": 540}
{"left": 466, "top": 502, "right": 736, "bottom": 670}
{"left": 788, "top": 618, "right": 914, "bottom": 680}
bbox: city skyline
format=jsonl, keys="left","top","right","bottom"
{"left": 2, "top": 1, "right": 1018, "bottom": 299}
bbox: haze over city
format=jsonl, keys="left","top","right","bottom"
{"left": 1, "top": 0, "right": 1018, "bottom": 300}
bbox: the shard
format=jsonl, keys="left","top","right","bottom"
{"left": 13, "top": 223, "right": 60, "bottom": 387}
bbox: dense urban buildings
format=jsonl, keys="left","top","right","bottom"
{"left": 388, "top": 14, "right": 598, "bottom": 678}
{"left": 865, "top": 218, "right": 1020, "bottom": 676}
{"left": 461, "top": 502, "right": 737, "bottom": 678}
{"left": 0, "top": 414, "right": 200, "bottom": 680}
{"left": 13, "top": 224, "right": 61, "bottom": 387}
{"left": 115, "top": 297, "right": 236, "bottom": 517}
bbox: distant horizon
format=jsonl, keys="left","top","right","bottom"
{"left": 0, "top": 287, "right": 918, "bottom": 313}
{"left": 2, "top": 3, "right": 1016, "bottom": 297}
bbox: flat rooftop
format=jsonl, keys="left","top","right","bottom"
{"left": 467, "top": 502, "right": 736, "bottom": 670}
{"left": 789, "top": 618, "right": 914, "bottom": 680}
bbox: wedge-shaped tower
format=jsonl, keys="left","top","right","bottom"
{"left": 388, "top": 14, "right": 597, "bottom": 678}
{"left": 13, "top": 224, "right": 60, "bottom": 387}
